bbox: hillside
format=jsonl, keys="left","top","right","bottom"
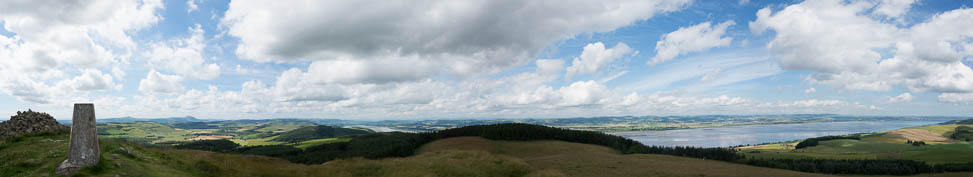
{"left": 1, "top": 131, "right": 829, "bottom": 177}
{"left": 96, "top": 119, "right": 321, "bottom": 146}
{"left": 741, "top": 121, "right": 973, "bottom": 166}
{"left": 271, "top": 125, "right": 371, "bottom": 143}
{"left": 420, "top": 137, "right": 830, "bottom": 177}
{"left": 6, "top": 127, "right": 973, "bottom": 176}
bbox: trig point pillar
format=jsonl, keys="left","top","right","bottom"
{"left": 57, "top": 103, "right": 100, "bottom": 175}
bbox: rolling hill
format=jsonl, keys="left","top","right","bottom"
{"left": 271, "top": 125, "right": 372, "bottom": 143}
{"left": 6, "top": 122, "right": 973, "bottom": 176}
{"left": 1, "top": 131, "right": 837, "bottom": 177}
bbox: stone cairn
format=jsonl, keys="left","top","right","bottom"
{"left": 56, "top": 103, "right": 100, "bottom": 176}
{"left": 0, "top": 109, "right": 67, "bottom": 140}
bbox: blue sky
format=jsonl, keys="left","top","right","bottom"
{"left": 0, "top": 0, "right": 971, "bottom": 120}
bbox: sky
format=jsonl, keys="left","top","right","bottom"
{"left": 0, "top": 0, "right": 972, "bottom": 120}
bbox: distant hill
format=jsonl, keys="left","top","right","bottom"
{"left": 941, "top": 119, "right": 973, "bottom": 125}
{"left": 272, "top": 125, "right": 371, "bottom": 143}
{"left": 0, "top": 130, "right": 842, "bottom": 177}
{"left": 97, "top": 116, "right": 208, "bottom": 123}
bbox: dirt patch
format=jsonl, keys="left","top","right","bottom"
{"left": 882, "top": 129, "right": 949, "bottom": 142}
{"left": 189, "top": 135, "right": 232, "bottom": 141}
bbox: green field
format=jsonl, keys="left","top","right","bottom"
{"left": 904, "top": 124, "right": 962, "bottom": 137}
{"left": 741, "top": 123, "right": 973, "bottom": 164}
{"left": 98, "top": 122, "right": 196, "bottom": 143}
{"left": 97, "top": 120, "right": 327, "bottom": 146}
{"left": 295, "top": 137, "right": 350, "bottom": 149}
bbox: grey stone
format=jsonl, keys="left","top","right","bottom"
{"left": 0, "top": 109, "right": 67, "bottom": 140}
{"left": 56, "top": 103, "right": 100, "bottom": 176}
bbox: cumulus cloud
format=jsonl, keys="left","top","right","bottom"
{"left": 221, "top": 0, "right": 690, "bottom": 82}
{"left": 804, "top": 87, "right": 816, "bottom": 94}
{"left": 886, "top": 93, "right": 914, "bottom": 103}
{"left": 138, "top": 69, "right": 185, "bottom": 94}
{"left": 0, "top": 0, "right": 162, "bottom": 67}
{"left": 649, "top": 20, "right": 735, "bottom": 65}
{"left": 0, "top": 75, "right": 55, "bottom": 104}
{"left": 66, "top": 69, "right": 122, "bottom": 91}
{"left": 145, "top": 24, "right": 221, "bottom": 80}
{"left": 555, "top": 80, "right": 612, "bottom": 106}
{"left": 0, "top": 0, "right": 163, "bottom": 104}
{"left": 565, "top": 42, "right": 633, "bottom": 80}
{"left": 750, "top": 0, "right": 973, "bottom": 93}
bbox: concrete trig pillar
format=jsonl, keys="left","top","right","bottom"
{"left": 56, "top": 103, "right": 100, "bottom": 175}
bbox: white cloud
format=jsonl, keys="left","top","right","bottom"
{"left": 0, "top": 0, "right": 163, "bottom": 67}
{"left": 782, "top": 99, "right": 845, "bottom": 107}
{"left": 873, "top": 0, "right": 916, "bottom": 19}
{"left": 221, "top": 0, "right": 690, "bottom": 81}
{"left": 649, "top": 20, "right": 735, "bottom": 65}
{"left": 145, "top": 24, "right": 221, "bottom": 80}
{"left": 0, "top": 0, "right": 163, "bottom": 104}
{"left": 938, "top": 93, "right": 973, "bottom": 103}
{"left": 565, "top": 42, "right": 633, "bottom": 80}
{"left": 699, "top": 69, "right": 721, "bottom": 82}
{"left": 304, "top": 56, "right": 437, "bottom": 84}
{"left": 234, "top": 64, "right": 251, "bottom": 75}
{"left": 138, "top": 69, "right": 185, "bottom": 94}
{"left": 187, "top": 0, "right": 199, "bottom": 13}
{"left": 886, "top": 92, "right": 914, "bottom": 103}
{"left": 750, "top": 0, "right": 973, "bottom": 94}
{"left": 535, "top": 59, "right": 565, "bottom": 75}
{"left": 66, "top": 69, "right": 122, "bottom": 91}
{"left": 556, "top": 80, "right": 611, "bottom": 106}
{"left": 804, "top": 87, "right": 816, "bottom": 94}
{"left": 750, "top": 0, "right": 896, "bottom": 73}
{"left": 0, "top": 75, "right": 56, "bottom": 104}
{"left": 111, "top": 66, "right": 126, "bottom": 80}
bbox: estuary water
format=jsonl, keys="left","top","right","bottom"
{"left": 612, "top": 120, "right": 943, "bottom": 148}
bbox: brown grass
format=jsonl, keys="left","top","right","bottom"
{"left": 883, "top": 129, "right": 952, "bottom": 142}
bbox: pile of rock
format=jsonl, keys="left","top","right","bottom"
{"left": 0, "top": 109, "right": 68, "bottom": 140}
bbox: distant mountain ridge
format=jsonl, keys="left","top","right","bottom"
{"left": 57, "top": 116, "right": 208, "bottom": 124}
{"left": 940, "top": 119, "right": 973, "bottom": 125}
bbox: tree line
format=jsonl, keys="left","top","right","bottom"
{"left": 952, "top": 126, "right": 973, "bottom": 141}
{"left": 794, "top": 135, "right": 861, "bottom": 149}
